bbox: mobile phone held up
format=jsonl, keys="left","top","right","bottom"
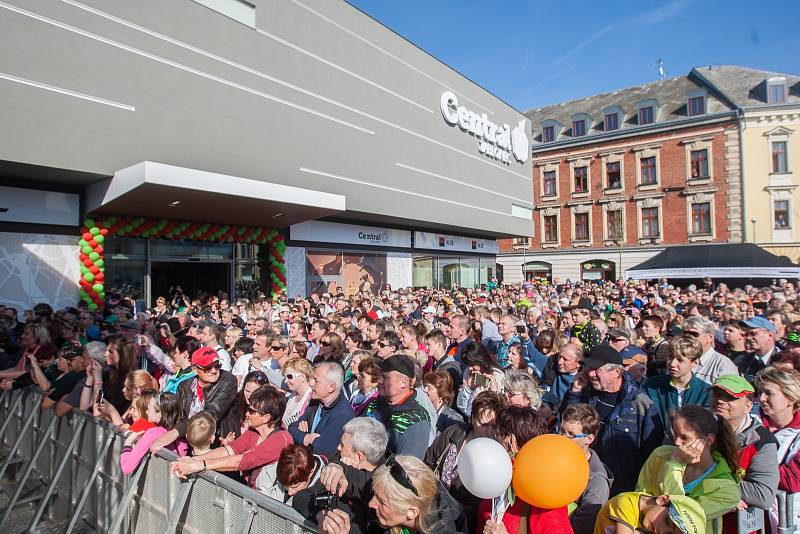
{"left": 516, "top": 324, "right": 527, "bottom": 335}
{"left": 474, "top": 374, "right": 490, "bottom": 388}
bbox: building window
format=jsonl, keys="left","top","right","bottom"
{"left": 542, "top": 125, "right": 555, "bottom": 143}
{"left": 768, "top": 80, "right": 787, "bottom": 104}
{"left": 606, "top": 162, "right": 621, "bottom": 189}
{"left": 574, "top": 166, "right": 588, "bottom": 193}
{"left": 688, "top": 95, "right": 705, "bottom": 116}
{"left": 543, "top": 170, "right": 557, "bottom": 196}
{"left": 773, "top": 141, "right": 788, "bottom": 173}
{"left": 544, "top": 215, "right": 558, "bottom": 242}
{"left": 691, "top": 203, "right": 712, "bottom": 235}
{"left": 690, "top": 149, "right": 709, "bottom": 179}
{"left": 775, "top": 200, "right": 791, "bottom": 228}
{"left": 640, "top": 156, "right": 657, "bottom": 185}
{"left": 638, "top": 106, "right": 654, "bottom": 125}
{"left": 573, "top": 119, "right": 586, "bottom": 137}
{"left": 604, "top": 113, "right": 619, "bottom": 131}
{"left": 575, "top": 213, "right": 589, "bottom": 241}
{"left": 607, "top": 210, "right": 623, "bottom": 240}
{"left": 641, "top": 207, "right": 660, "bottom": 238}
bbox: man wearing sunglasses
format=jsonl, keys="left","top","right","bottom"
{"left": 149, "top": 347, "right": 238, "bottom": 454}
{"left": 734, "top": 316, "right": 780, "bottom": 383}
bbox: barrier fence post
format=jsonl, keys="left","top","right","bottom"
{"left": 25, "top": 417, "right": 88, "bottom": 533}
{"left": 0, "top": 414, "right": 58, "bottom": 529}
{"left": 0, "top": 390, "right": 24, "bottom": 443}
{"left": 64, "top": 429, "right": 115, "bottom": 534}
{"left": 107, "top": 457, "right": 148, "bottom": 534}
{"left": 232, "top": 500, "right": 258, "bottom": 534}
{"left": 0, "top": 391, "right": 39, "bottom": 480}
{"left": 164, "top": 477, "right": 196, "bottom": 534}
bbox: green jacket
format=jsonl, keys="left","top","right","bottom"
{"left": 636, "top": 445, "right": 741, "bottom": 534}
{"left": 644, "top": 374, "right": 710, "bottom": 438}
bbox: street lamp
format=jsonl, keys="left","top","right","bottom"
{"left": 751, "top": 218, "right": 757, "bottom": 244}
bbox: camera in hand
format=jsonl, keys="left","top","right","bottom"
{"left": 313, "top": 491, "right": 338, "bottom": 510}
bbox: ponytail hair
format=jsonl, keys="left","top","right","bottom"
{"left": 672, "top": 405, "right": 739, "bottom": 476}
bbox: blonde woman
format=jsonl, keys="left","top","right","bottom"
{"left": 282, "top": 357, "right": 314, "bottom": 428}
{"left": 96, "top": 369, "right": 158, "bottom": 429}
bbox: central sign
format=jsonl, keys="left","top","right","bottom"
{"left": 440, "top": 91, "right": 529, "bottom": 165}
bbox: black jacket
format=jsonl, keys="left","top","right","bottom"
{"left": 175, "top": 370, "right": 239, "bottom": 438}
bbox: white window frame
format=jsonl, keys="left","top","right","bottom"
{"left": 765, "top": 127, "right": 793, "bottom": 177}
{"left": 570, "top": 203, "right": 593, "bottom": 247}
{"left": 685, "top": 191, "right": 716, "bottom": 242}
{"left": 682, "top": 137, "right": 714, "bottom": 185}
{"left": 769, "top": 189, "right": 795, "bottom": 243}
{"left": 633, "top": 144, "right": 661, "bottom": 191}
{"left": 540, "top": 207, "right": 560, "bottom": 249}
{"left": 636, "top": 196, "right": 664, "bottom": 244}
{"left": 601, "top": 200, "right": 627, "bottom": 246}
{"left": 568, "top": 155, "right": 592, "bottom": 198}
{"left": 538, "top": 160, "right": 560, "bottom": 199}
{"left": 600, "top": 150, "right": 625, "bottom": 193}
{"left": 767, "top": 77, "right": 788, "bottom": 104}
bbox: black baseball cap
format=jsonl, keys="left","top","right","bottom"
{"left": 583, "top": 344, "right": 623, "bottom": 369}
{"left": 378, "top": 354, "right": 416, "bottom": 378}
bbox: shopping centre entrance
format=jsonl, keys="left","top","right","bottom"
{"left": 150, "top": 261, "right": 231, "bottom": 304}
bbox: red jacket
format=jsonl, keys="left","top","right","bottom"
{"left": 475, "top": 497, "right": 573, "bottom": 534}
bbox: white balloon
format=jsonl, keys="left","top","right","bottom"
{"left": 456, "top": 437, "right": 513, "bottom": 499}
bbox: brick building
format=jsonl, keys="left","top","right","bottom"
{"left": 498, "top": 70, "right": 744, "bottom": 283}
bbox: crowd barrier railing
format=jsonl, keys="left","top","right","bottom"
{"left": 0, "top": 388, "right": 318, "bottom": 533}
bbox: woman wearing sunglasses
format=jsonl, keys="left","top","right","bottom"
{"left": 282, "top": 358, "right": 314, "bottom": 428}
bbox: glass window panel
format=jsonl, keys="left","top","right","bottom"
{"left": 412, "top": 256, "right": 434, "bottom": 288}
{"left": 438, "top": 257, "right": 460, "bottom": 290}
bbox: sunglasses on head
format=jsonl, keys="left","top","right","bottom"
{"left": 246, "top": 404, "right": 268, "bottom": 416}
{"left": 195, "top": 361, "right": 222, "bottom": 372}
{"left": 386, "top": 456, "right": 418, "bottom": 496}
{"left": 250, "top": 372, "right": 268, "bottom": 384}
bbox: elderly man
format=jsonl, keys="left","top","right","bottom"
{"left": 681, "top": 315, "right": 738, "bottom": 384}
{"left": 366, "top": 354, "right": 431, "bottom": 459}
{"left": 541, "top": 343, "right": 583, "bottom": 402}
{"left": 564, "top": 344, "right": 662, "bottom": 495}
{"left": 735, "top": 316, "right": 780, "bottom": 383}
{"left": 710, "top": 375, "right": 778, "bottom": 531}
{"left": 288, "top": 362, "right": 353, "bottom": 458}
{"left": 150, "top": 347, "right": 239, "bottom": 452}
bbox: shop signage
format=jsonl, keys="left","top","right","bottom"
{"left": 414, "top": 231, "right": 499, "bottom": 254}
{"left": 290, "top": 221, "right": 411, "bottom": 248}
{"left": 440, "top": 91, "right": 529, "bottom": 165}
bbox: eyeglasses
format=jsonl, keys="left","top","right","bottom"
{"left": 683, "top": 330, "right": 702, "bottom": 338}
{"left": 378, "top": 342, "right": 392, "bottom": 348}
{"left": 386, "top": 456, "right": 418, "bottom": 496}
{"left": 285, "top": 373, "right": 300, "bottom": 381}
{"left": 246, "top": 404, "right": 267, "bottom": 416}
{"left": 195, "top": 361, "right": 222, "bottom": 372}
{"left": 559, "top": 429, "right": 589, "bottom": 439}
{"left": 319, "top": 341, "right": 330, "bottom": 347}
{"left": 270, "top": 345, "right": 284, "bottom": 351}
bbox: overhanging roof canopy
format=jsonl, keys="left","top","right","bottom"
{"left": 626, "top": 243, "right": 800, "bottom": 279}
{"left": 85, "top": 162, "right": 345, "bottom": 227}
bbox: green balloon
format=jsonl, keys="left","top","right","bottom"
{"left": 84, "top": 219, "right": 95, "bottom": 228}
{"left": 79, "top": 239, "right": 88, "bottom": 247}
{"left": 96, "top": 259, "right": 104, "bottom": 267}
{"left": 95, "top": 234, "right": 105, "bottom": 243}
{"left": 80, "top": 265, "right": 89, "bottom": 274}
{"left": 82, "top": 246, "right": 93, "bottom": 254}
{"left": 124, "top": 224, "right": 133, "bottom": 233}
{"left": 90, "top": 227, "right": 100, "bottom": 235}
{"left": 84, "top": 272, "right": 95, "bottom": 282}
{"left": 92, "top": 283, "right": 104, "bottom": 292}
{"left": 88, "top": 303, "right": 98, "bottom": 311}
{"left": 79, "top": 289, "right": 88, "bottom": 298}
{"left": 89, "top": 252, "right": 100, "bottom": 261}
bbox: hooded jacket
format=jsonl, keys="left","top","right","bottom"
{"left": 563, "top": 372, "right": 663, "bottom": 495}
{"left": 644, "top": 374, "right": 710, "bottom": 437}
{"left": 636, "top": 445, "right": 741, "bottom": 534}
{"left": 570, "top": 449, "right": 613, "bottom": 534}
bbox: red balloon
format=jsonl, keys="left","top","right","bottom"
{"left": 95, "top": 246, "right": 104, "bottom": 254}
{"left": 95, "top": 273, "right": 104, "bottom": 282}
{"left": 82, "top": 232, "right": 92, "bottom": 241}
{"left": 88, "top": 240, "right": 98, "bottom": 248}
{"left": 99, "top": 228, "right": 109, "bottom": 236}
{"left": 83, "top": 259, "right": 93, "bottom": 267}
{"left": 79, "top": 278, "right": 90, "bottom": 287}
{"left": 89, "top": 266, "right": 100, "bottom": 275}
{"left": 79, "top": 253, "right": 88, "bottom": 261}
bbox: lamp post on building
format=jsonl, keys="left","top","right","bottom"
{"left": 751, "top": 218, "right": 757, "bottom": 244}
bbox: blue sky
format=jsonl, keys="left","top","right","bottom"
{"left": 348, "top": 0, "right": 800, "bottom": 112}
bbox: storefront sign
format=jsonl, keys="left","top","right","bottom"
{"left": 290, "top": 221, "right": 411, "bottom": 248}
{"left": 440, "top": 91, "right": 529, "bottom": 165}
{"left": 414, "top": 231, "right": 499, "bottom": 254}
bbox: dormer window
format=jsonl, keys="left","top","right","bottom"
{"left": 542, "top": 125, "right": 555, "bottom": 143}
{"left": 573, "top": 119, "right": 586, "bottom": 137}
{"left": 604, "top": 112, "right": 619, "bottom": 131}
{"left": 768, "top": 77, "right": 787, "bottom": 104}
{"left": 688, "top": 93, "right": 705, "bottom": 116}
{"left": 638, "top": 106, "right": 654, "bottom": 125}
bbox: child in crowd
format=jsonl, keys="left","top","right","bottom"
{"left": 642, "top": 314, "right": 670, "bottom": 376}
{"left": 186, "top": 412, "right": 217, "bottom": 456}
{"left": 594, "top": 492, "right": 706, "bottom": 534}
{"left": 120, "top": 392, "right": 187, "bottom": 475}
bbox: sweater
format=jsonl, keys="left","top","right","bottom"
{"left": 120, "top": 426, "right": 188, "bottom": 475}
{"left": 288, "top": 390, "right": 354, "bottom": 458}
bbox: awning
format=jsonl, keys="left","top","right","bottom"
{"left": 85, "top": 161, "right": 345, "bottom": 227}
{"left": 625, "top": 243, "right": 800, "bottom": 279}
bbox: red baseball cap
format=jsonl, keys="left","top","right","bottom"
{"left": 191, "top": 347, "right": 218, "bottom": 367}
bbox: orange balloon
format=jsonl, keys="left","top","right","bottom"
{"left": 512, "top": 434, "right": 590, "bottom": 509}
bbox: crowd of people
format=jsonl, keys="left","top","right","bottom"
{"left": 2, "top": 276, "right": 800, "bottom": 534}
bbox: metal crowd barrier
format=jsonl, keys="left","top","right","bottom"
{"left": 0, "top": 388, "right": 318, "bottom": 533}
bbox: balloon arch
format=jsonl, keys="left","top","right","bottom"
{"left": 77, "top": 216, "right": 286, "bottom": 310}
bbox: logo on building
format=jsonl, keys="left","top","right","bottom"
{"left": 358, "top": 230, "right": 390, "bottom": 245}
{"left": 440, "top": 91, "right": 529, "bottom": 165}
